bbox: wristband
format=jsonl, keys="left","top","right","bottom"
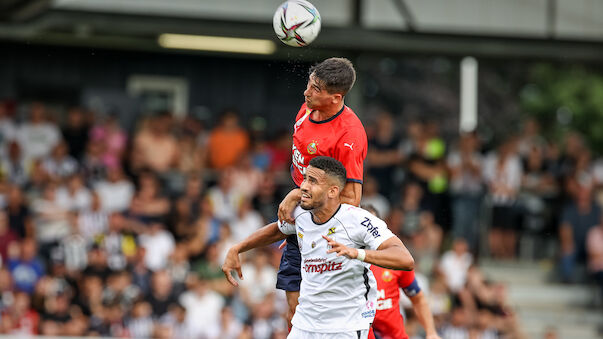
{"left": 356, "top": 249, "right": 366, "bottom": 262}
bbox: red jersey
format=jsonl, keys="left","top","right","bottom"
{"left": 370, "top": 266, "right": 420, "bottom": 339}
{"left": 291, "top": 103, "right": 367, "bottom": 186}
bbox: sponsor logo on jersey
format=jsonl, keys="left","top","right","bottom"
{"left": 343, "top": 142, "right": 354, "bottom": 150}
{"left": 361, "top": 310, "right": 376, "bottom": 318}
{"left": 327, "top": 227, "right": 336, "bottom": 235}
{"left": 294, "top": 109, "right": 312, "bottom": 132}
{"left": 376, "top": 298, "right": 393, "bottom": 310}
{"left": 303, "top": 260, "right": 343, "bottom": 274}
{"left": 311, "top": 241, "right": 316, "bottom": 248}
{"left": 298, "top": 232, "right": 304, "bottom": 250}
{"left": 307, "top": 140, "right": 318, "bottom": 155}
{"left": 292, "top": 144, "right": 306, "bottom": 174}
{"left": 361, "top": 217, "right": 381, "bottom": 238}
{"left": 382, "top": 270, "right": 393, "bottom": 282}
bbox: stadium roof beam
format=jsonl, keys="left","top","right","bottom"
{"left": 1, "top": 10, "right": 603, "bottom": 61}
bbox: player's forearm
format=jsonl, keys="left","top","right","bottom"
{"left": 234, "top": 222, "right": 287, "bottom": 253}
{"left": 364, "top": 245, "right": 414, "bottom": 271}
{"left": 410, "top": 291, "right": 438, "bottom": 336}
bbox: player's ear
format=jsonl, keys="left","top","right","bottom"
{"left": 331, "top": 93, "right": 343, "bottom": 104}
{"left": 328, "top": 185, "right": 339, "bottom": 199}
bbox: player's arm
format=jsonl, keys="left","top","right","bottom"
{"left": 408, "top": 291, "right": 441, "bottom": 339}
{"left": 324, "top": 235, "right": 414, "bottom": 271}
{"left": 222, "top": 222, "right": 288, "bottom": 286}
{"left": 340, "top": 181, "right": 362, "bottom": 206}
{"left": 278, "top": 188, "right": 302, "bottom": 224}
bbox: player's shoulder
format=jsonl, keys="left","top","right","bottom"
{"left": 339, "top": 106, "right": 364, "bottom": 126}
{"left": 295, "top": 103, "right": 310, "bottom": 121}
{"left": 292, "top": 205, "right": 311, "bottom": 221}
{"left": 339, "top": 204, "right": 385, "bottom": 226}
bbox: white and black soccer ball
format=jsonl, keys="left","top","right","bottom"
{"left": 273, "top": 0, "right": 321, "bottom": 47}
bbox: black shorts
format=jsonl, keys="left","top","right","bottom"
{"left": 276, "top": 234, "right": 302, "bottom": 291}
{"left": 491, "top": 205, "right": 518, "bottom": 230}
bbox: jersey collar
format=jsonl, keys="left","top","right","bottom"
{"left": 309, "top": 105, "right": 346, "bottom": 124}
{"left": 311, "top": 204, "right": 342, "bottom": 225}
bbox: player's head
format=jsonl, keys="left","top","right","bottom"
{"left": 304, "top": 57, "right": 356, "bottom": 110}
{"left": 299, "top": 156, "right": 347, "bottom": 210}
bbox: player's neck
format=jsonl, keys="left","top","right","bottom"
{"left": 312, "top": 102, "right": 344, "bottom": 122}
{"left": 311, "top": 201, "right": 341, "bottom": 224}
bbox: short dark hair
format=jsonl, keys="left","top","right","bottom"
{"left": 308, "top": 156, "right": 347, "bottom": 189}
{"left": 309, "top": 57, "right": 356, "bottom": 95}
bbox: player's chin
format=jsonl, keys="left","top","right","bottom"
{"left": 299, "top": 201, "right": 313, "bottom": 210}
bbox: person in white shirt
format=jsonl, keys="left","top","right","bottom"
{"left": 16, "top": 103, "right": 61, "bottom": 161}
{"left": 222, "top": 156, "right": 414, "bottom": 339}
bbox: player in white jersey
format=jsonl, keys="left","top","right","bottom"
{"left": 222, "top": 156, "right": 414, "bottom": 339}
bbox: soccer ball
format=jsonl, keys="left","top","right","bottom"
{"left": 273, "top": 0, "right": 321, "bottom": 47}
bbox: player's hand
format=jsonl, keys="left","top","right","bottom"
{"left": 221, "top": 247, "right": 243, "bottom": 287}
{"left": 323, "top": 235, "right": 358, "bottom": 259}
{"left": 278, "top": 189, "right": 301, "bottom": 224}
{"left": 278, "top": 240, "right": 287, "bottom": 250}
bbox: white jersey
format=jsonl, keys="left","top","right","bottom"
{"left": 278, "top": 204, "right": 395, "bottom": 333}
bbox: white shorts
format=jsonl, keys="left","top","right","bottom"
{"left": 288, "top": 327, "right": 369, "bottom": 339}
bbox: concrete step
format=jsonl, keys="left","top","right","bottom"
{"left": 479, "top": 259, "right": 553, "bottom": 285}
{"left": 516, "top": 307, "right": 603, "bottom": 326}
{"left": 521, "top": 322, "right": 601, "bottom": 339}
{"left": 507, "top": 284, "right": 595, "bottom": 308}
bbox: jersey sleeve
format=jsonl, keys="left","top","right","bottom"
{"left": 397, "top": 270, "right": 421, "bottom": 297}
{"left": 334, "top": 125, "right": 367, "bottom": 184}
{"left": 351, "top": 210, "right": 394, "bottom": 250}
{"left": 277, "top": 220, "right": 296, "bottom": 235}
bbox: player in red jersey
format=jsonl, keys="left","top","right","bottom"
{"left": 363, "top": 205, "right": 441, "bottom": 339}
{"left": 277, "top": 57, "right": 368, "bottom": 328}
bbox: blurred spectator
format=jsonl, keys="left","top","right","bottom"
{"left": 440, "top": 305, "right": 469, "bottom": 339}
{"left": 483, "top": 137, "right": 522, "bottom": 259}
{"left": 16, "top": 103, "right": 61, "bottom": 161}
{"left": 59, "top": 224, "right": 88, "bottom": 273}
{"left": 170, "top": 175, "right": 203, "bottom": 240}
{"left": 517, "top": 118, "right": 546, "bottom": 157}
{"left": 31, "top": 183, "right": 71, "bottom": 254}
{"left": 361, "top": 176, "right": 391, "bottom": 219}
{"left": 407, "top": 121, "right": 450, "bottom": 229}
{"left": 0, "top": 103, "right": 16, "bottom": 157}
{"left": 179, "top": 276, "right": 224, "bottom": 338}
{"left": 81, "top": 140, "right": 106, "bottom": 183}
{"left": 207, "top": 168, "right": 244, "bottom": 223}
{"left": 0, "top": 210, "right": 18, "bottom": 262}
{"left": 159, "top": 302, "right": 195, "bottom": 338}
{"left": 447, "top": 132, "right": 484, "bottom": 251}
{"left": 175, "top": 131, "right": 205, "bottom": 174}
{"left": 206, "top": 305, "right": 244, "bottom": 339}
{"left": 231, "top": 197, "right": 263, "bottom": 243}
{"left": 61, "top": 107, "right": 90, "bottom": 160}
{"left": 240, "top": 249, "right": 277, "bottom": 307}
{"left": 131, "top": 113, "right": 178, "bottom": 174}
{"left": 398, "top": 182, "right": 428, "bottom": 239}
{"left": 586, "top": 216, "right": 603, "bottom": 302}
{"left": 127, "top": 299, "right": 154, "bottom": 338}
{"left": 147, "top": 270, "right": 178, "bottom": 318}
{"left": 366, "top": 111, "right": 404, "bottom": 199}
{"left": 439, "top": 238, "right": 473, "bottom": 293}
{"left": 7, "top": 238, "right": 44, "bottom": 294}
{"left": 90, "top": 112, "right": 127, "bottom": 169}
{"left": 232, "top": 154, "right": 264, "bottom": 198}
{"left": 0, "top": 141, "right": 30, "bottom": 187}
{"left": 42, "top": 141, "right": 78, "bottom": 181}
{"left": 559, "top": 186, "right": 600, "bottom": 283}
{"left": 207, "top": 110, "right": 250, "bottom": 169}
{"left": 252, "top": 175, "right": 282, "bottom": 224}
{"left": 129, "top": 171, "right": 170, "bottom": 224}
{"left": 56, "top": 174, "right": 92, "bottom": 212}
{"left": 77, "top": 192, "right": 109, "bottom": 244}
{"left": 194, "top": 243, "right": 233, "bottom": 296}
{"left": 139, "top": 222, "right": 175, "bottom": 272}
{"left": 2, "top": 291, "right": 39, "bottom": 334}
{"left": 99, "top": 213, "right": 136, "bottom": 271}
{"left": 166, "top": 242, "right": 190, "bottom": 286}
{"left": 94, "top": 165, "right": 135, "bottom": 214}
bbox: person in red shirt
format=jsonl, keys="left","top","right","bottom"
{"left": 277, "top": 57, "right": 368, "bottom": 328}
{"left": 363, "top": 205, "right": 441, "bottom": 339}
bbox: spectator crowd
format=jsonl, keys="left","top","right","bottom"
{"left": 0, "top": 101, "right": 601, "bottom": 338}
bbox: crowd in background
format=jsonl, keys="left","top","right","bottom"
{"left": 0, "top": 100, "right": 601, "bottom": 338}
